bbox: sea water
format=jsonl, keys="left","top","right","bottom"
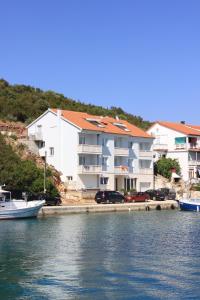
{"left": 0, "top": 211, "right": 200, "bottom": 300}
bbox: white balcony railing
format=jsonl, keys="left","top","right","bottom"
{"left": 175, "top": 144, "right": 187, "bottom": 150}
{"left": 114, "top": 147, "right": 129, "bottom": 156}
{"left": 139, "top": 150, "right": 153, "bottom": 157}
{"left": 139, "top": 168, "right": 153, "bottom": 175}
{"left": 78, "top": 144, "right": 102, "bottom": 154}
{"left": 78, "top": 165, "right": 102, "bottom": 174}
{"left": 29, "top": 132, "right": 43, "bottom": 141}
{"left": 188, "top": 160, "right": 200, "bottom": 166}
{"left": 153, "top": 144, "right": 168, "bottom": 151}
{"left": 114, "top": 166, "right": 129, "bottom": 174}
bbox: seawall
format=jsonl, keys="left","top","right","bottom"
{"left": 39, "top": 200, "right": 178, "bottom": 216}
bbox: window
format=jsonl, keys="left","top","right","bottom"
{"left": 79, "top": 156, "right": 86, "bottom": 165}
{"left": 113, "top": 122, "right": 130, "bottom": 132}
{"left": 49, "top": 147, "right": 54, "bottom": 156}
{"left": 79, "top": 135, "right": 85, "bottom": 145}
{"left": 128, "top": 141, "right": 133, "bottom": 149}
{"left": 102, "top": 157, "right": 108, "bottom": 166}
{"left": 175, "top": 137, "right": 186, "bottom": 144}
{"left": 67, "top": 176, "right": 73, "bottom": 181}
{"left": 38, "top": 141, "right": 45, "bottom": 148}
{"left": 102, "top": 138, "right": 108, "bottom": 147}
{"left": 86, "top": 118, "right": 105, "bottom": 128}
{"left": 139, "top": 159, "right": 151, "bottom": 169}
{"left": 139, "top": 142, "right": 151, "bottom": 151}
{"left": 128, "top": 158, "right": 133, "bottom": 167}
{"left": 100, "top": 177, "right": 109, "bottom": 185}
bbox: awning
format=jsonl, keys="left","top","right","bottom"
{"left": 171, "top": 172, "right": 181, "bottom": 179}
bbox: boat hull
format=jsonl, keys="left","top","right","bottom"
{"left": 0, "top": 201, "right": 45, "bottom": 220}
{"left": 179, "top": 199, "right": 200, "bottom": 212}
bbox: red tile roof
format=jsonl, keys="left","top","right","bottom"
{"left": 51, "top": 109, "right": 151, "bottom": 138}
{"left": 153, "top": 121, "right": 200, "bottom": 136}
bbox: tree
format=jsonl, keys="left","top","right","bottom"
{"left": 155, "top": 157, "right": 181, "bottom": 179}
{"left": 0, "top": 134, "right": 58, "bottom": 197}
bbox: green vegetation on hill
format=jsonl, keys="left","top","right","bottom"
{"left": 0, "top": 134, "right": 58, "bottom": 197}
{"left": 0, "top": 79, "right": 151, "bottom": 129}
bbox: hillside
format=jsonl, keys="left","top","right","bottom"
{"left": 0, "top": 79, "right": 151, "bottom": 129}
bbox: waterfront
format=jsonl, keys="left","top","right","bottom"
{"left": 1, "top": 211, "right": 200, "bottom": 299}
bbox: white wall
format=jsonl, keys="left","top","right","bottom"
{"left": 147, "top": 123, "right": 189, "bottom": 181}
{"left": 28, "top": 110, "right": 79, "bottom": 180}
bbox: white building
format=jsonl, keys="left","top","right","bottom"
{"left": 147, "top": 121, "right": 200, "bottom": 182}
{"left": 27, "top": 109, "right": 154, "bottom": 191}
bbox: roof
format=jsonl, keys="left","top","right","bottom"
{"left": 51, "top": 109, "right": 151, "bottom": 138}
{"left": 150, "top": 121, "right": 200, "bottom": 136}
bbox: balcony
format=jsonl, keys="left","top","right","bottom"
{"left": 78, "top": 165, "right": 102, "bottom": 174}
{"left": 114, "top": 166, "right": 129, "bottom": 175}
{"left": 188, "top": 160, "right": 200, "bottom": 166}
{"left": 139, "top": 150, "right": 153, "bottom": 157}
{"left": 175, "top": 144, "right": 187, "bottom": 150}
{"left": 153, "top": 144, "right": 168, "bottom": 151}
{"left": 139, "top": 168, "right": 153, "bottom": 175}
{"left": 114, "top": 147, "right": 129, "bottom": 156}
{"left": 29, "top": 132, "right": 43, "bottom": 141}
{"left": 78, "top": 144, "right": 102, "bottom": 154}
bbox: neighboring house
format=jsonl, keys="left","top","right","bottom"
{"left": 147, "top": 121, "right": 200, "bottom": 182}
{"left": 27, "top": 109, "right": 154, "bottom": 191}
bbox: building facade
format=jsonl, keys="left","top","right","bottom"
{"left": 27, "top": 109, "right": 154, "bottom": 191}
{"left": 147, "top": 121, "right": 200, "bottom": 182}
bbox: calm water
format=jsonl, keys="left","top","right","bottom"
{"left": 0, "top": 211, "right": 200, "bottom": 299}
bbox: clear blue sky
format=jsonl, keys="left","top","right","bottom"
{"left": 1, "top": 0, "right": 200, "bottom": 123}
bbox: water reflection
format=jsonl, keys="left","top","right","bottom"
{"left": 0, "top": 212, "right": 200, "bottom": 299}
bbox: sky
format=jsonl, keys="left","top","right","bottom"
{"left": 1, "top": 0, "right": 200, "bottom": 124}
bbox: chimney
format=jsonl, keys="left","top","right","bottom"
{"left": 180, "top": 121, "right": 185, "bottom": 124}
{"left": 57, "top": 109, "right": 61, "bottom": 118}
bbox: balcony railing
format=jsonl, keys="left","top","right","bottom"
{"left": 175, "top": 144, "right": 187, "bottom": 150}
{"left": 188, "top": 160, "right": 200, "bottom": 166}
{"left": 29, "top": 132, "right": 43, "bottom": 141}
{"left": 78, "top": 144, "right": 102, "bottom": 154}
{"left": 139, "top": 168, "right": 153, "bottom": 175}
{"left": 153, "top": 144, "right": 168, "bottom": 151}
{"left": 139, "top": 150, "right": 153, "bottom": 157}
{"left": 114, "top": 166, "right": 129, "bottom": 174}
{"left": 78, "top": 165, "right": 102, "bottom": 174}
{"left": 114, "top": 147, "right": 129, "bottom": 156}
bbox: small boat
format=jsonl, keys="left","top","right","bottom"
{"left": 179, "top": 198, "right": 200, "bottom": 212}
{"left": 0, "top": 186, "right": 45, "bottom": 220}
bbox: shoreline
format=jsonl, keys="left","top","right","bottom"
{"left": 39, "top": 200, "right": 178, "bottom": 216}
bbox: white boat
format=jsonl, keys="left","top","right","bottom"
{"left": 179, "top": 198, "right": 200, "bottom": 212}
{"left": 0, "top": 187, "right": 45, "bottom": 220}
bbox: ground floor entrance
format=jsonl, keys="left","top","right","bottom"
{"left": 114, "top": 176, "right": 137, "bottom": 191}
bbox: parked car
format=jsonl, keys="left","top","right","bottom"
{"left": 24, "top": 192, "right": 61, "bottom": 206}
{"left": 37, "top": 193, "right": 62, "bottom": 206}
{"left": 95, "top": 191, "right": 125, "bottom": 204}
{"left": 145, "top": 189, "right": 165, "bottom": 201}
{"left": 157, "top": 188, "right": 176, "bottom": 200}
{"left": 125, "top": 192, "right": 150, "bottom": 203}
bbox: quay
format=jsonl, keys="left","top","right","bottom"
{"left": 39, "top": 200, "right": 178, "bottom": 216}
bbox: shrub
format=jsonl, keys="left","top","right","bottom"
{"left": 155, "top": 157, "right": 181, "bottom": 179}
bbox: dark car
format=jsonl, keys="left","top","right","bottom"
{"left": 24, "top": 192, "right": 61, "bottom": 206}
{"left": 157, "top": 188, "right": 176, "bottom": 200}
{"left": 125, "top": 192, "right": 150, "bottom": 203}
{"left": 37, "top": 193, "right": 62, "bottom": 206}
{"left": 145, "top": 189, "right": 165, "bottom": 201}
{"left": 95, "top": 191, "right": 125, "bottom": 204}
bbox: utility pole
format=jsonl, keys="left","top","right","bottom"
{"left": 44, "top": 151, "right": 47, "bottom": 193}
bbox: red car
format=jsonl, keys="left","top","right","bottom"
{"left": 125, "top": 192, "right": 150, "bottom": 203}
